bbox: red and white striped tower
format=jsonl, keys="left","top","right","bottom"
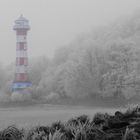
{"left": 13, "top": 15, "right": 32, "bottom": 91}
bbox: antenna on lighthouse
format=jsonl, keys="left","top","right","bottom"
{"left": 12, "top": 15, "right": 32, "bottom": 92}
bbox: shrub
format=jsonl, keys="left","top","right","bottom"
{"left": 2, "top": 106, "right": 140, "bottom": 140}
{"left": 0, "top": 125, "right": 23, "bottom": 140}
{"left": 122, "top": 127, "right": 139, "bottom": 140}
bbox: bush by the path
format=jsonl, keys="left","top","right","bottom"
{"left": 1, "top": 106, "right": 140, "bottom": 140}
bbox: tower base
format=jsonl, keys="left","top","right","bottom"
{"left": 12, "top": 82, "right": 32, "bottom": 92}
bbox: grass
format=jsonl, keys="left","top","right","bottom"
{"left": 0, "top": 105, "right": 140, "bottom": 139}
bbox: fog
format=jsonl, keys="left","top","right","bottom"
{"left": 0, "top": 0, "right": 139, "bottom": 65}
{"left": 1, "top": 1, "right": 140, "bottom": 138}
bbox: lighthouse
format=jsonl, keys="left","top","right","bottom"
{"left": 12, "top": 15, "right": 32, "bottom": 91}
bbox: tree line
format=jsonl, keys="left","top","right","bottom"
{"left": 1, "top": 11, "right": 140, "bottom": 102}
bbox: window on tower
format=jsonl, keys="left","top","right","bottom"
{"left": 24, "top": 58, "right": 28, "bottom": 66}
{"left": 17, "top": 30, "right": 26, "bottom": 35}
{"left": 21, "top": 43, "right": 24, "bottom": 50}
{"left": 20, "top": 73, "right": 27, "bottom": 81}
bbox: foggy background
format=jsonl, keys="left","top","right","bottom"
{"left": 0, "top": 0, "right": 140, "bottom": 65}
{"left": 0, "top": 1, "right": 140, "bottom": 138}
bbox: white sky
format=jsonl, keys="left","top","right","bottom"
{"left": 0, "top": 0, "right": 140, "bottom": 65}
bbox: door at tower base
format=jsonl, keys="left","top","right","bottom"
{"left": 12, "top": 82, "right": 32, "bottom": 91}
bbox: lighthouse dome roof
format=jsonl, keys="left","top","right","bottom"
{"left": 13, "top": 15, "right": 30, "bottom": 30}
{"left": 17, "top": 15, "right": 28, "bottom": 21}
{"left": 16, "top": 15, "right": 28, "bottom": 22}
